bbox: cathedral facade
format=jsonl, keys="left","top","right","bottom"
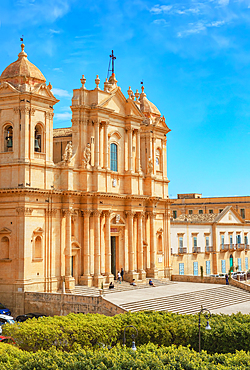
{"left": 0, "top": 44, "right": 172, "bottom": 307}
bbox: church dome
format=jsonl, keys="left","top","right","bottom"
{"left": 141, "top": 97, "right": 161, "bottom": 116}
{"left": 139, "top": 86, "right": 161, "bottom": 117}
{"left": 0, "top": 43, "right": 46, "bottom": 85}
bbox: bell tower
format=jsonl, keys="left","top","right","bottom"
{"left": 0, "top": 42, "right": 59, "bottom": 189}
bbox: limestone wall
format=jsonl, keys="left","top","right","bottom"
{"left": 23, "top": 292, "right": 126, "bottom": 317}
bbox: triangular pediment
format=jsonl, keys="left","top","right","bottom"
{"left": 33, "top": 84, "right": 57, "bottom": 99}
{"left": 33, "top": 227, "right": 44, "bottom": 234}
{"left": 0, "top": 227, "right": 11, "bottom": 234}
{"left": 215, "top": 206, "right": 243, "bottom": 224}
{"left": 0, "top": 82, "right": 19, "bottom": 95}
{"left": 100, "top": 88, "right": 126, "bottom": 115}
{"left": 154, "top": 116, "right": 171, "bottom": 133}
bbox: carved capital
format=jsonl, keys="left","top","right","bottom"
{"left": 81, "top": 209, "right": 92, "bottom": 217}
{"left": 125, "top": 211, "right": 135, "bottom": 218}
{"left": 62, "top": 208, "right": 74, "bottom": 217}
{"left": 93, "top": 210, "right": 102, "bottom": 217}
{"left": 20, "top": 107, "right": 30, "bottom": 115}
{"left": 13, "top": 107, "right": 19, "bottom": 114}
{"left": 45, "top": 208, "right": 58, "bottom": 216}
{"left": 16, "top": 207, "right": 33, "bottom": 215}
{"left": 146, "top": 211, "right": 156, "bottom": 219}
{"left": 103, "top": 210, "right": 112, "bottom": 217}
{"left": 46, "top": 111, "right": 54, "bottom": 119}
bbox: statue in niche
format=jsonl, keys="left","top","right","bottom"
{"left": 148, "top": 157, "right": 153, "bottom": 174}
{"left": 63, "top": 141, "right": 73, "bottom": 163}
{"left": 82, "top": 143, "right": 91, "bottom": 168}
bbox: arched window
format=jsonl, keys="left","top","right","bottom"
{"left": 34, "top": 124, "right": 43, "bottom": 152}
{"left": 34, "top": 236, "right": 42, "bottom": 259}
{"left": 4, "top": 125, "right": 13, "bottom": 152}
{"left": 110, "top": 143, "right": 118, "bottom": 172}
{"left": 0, "top": 237, "right": 9, "bottom": 259}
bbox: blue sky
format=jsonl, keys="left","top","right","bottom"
{"left": 0, "top": 0, "right": 250, "bottom": 198}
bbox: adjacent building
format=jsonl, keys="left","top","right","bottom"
{"left": 171, "top": 206, "right": 250, "bottom": 276}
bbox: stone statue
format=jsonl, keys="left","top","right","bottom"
{"left": 82, "top": 143, "right": 91, "bottom": 168}
{"left": 148, "top": 157, "right": 153, "bottom": 174}
{"left": 63, "top": 141, "right": 73, "bottom": 163}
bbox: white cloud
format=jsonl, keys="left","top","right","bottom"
{"left": 52, "top": 88, "right": 71, "bottom": 97}
{"left": 177, "top": 22, "right": 206, "bottom": 37}
{"left": 177, "top": 19, "right": 226, "bottom": 37}
{"left": 49, "top": 29, "right": 61, "bottom": 34}
{"left": 208, "top": 20, "right": 225, "bottom": 27}
{"left": 150, "top": 5, "right": 172, "bottom": 14}
{"left": 54, "top": 112, "right": 72, "bottom": 121}
{"left": 152, "top": 19, "right": 169, "bottom": 26}
{"left": 217, "top": 0, "right": 230, "bottom": 6}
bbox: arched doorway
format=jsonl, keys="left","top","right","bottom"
{"left": 229, "top": 254, "right": 234, "bottom": 270}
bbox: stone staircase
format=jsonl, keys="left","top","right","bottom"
{"left": 66, "top": 278, "right": 173, "bottom": 296}
{"left": 119, "top": 285, "right": 250, "bottom": 314}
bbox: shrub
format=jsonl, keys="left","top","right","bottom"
{"left": 3, "top": 311, "right": 250, "bottom": 354}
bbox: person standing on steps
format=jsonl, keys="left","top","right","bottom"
{"left": 121, "top": 268, "right": 124, "bottom": 282}
{"left": 225, "top": 274, "right": 229, "bottom": 285}
{"left": 117, "top": 271, "right": 121, "bottom": 283}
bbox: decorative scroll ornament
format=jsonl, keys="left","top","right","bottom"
{"left": 82, "top": 143, "right": 91, "bottom": 168}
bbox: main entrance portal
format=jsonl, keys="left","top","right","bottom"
{"left": 111, "top": 236, "right": 116, "bottom": 277}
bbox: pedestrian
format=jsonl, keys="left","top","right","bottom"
{"left": 117, "top": 271, "right": 121, "bottom": 283}
{"left": 121, "top": 268, "right": 124, "bottom": 281}
{"left": 225, "top": 274, "right": 229, "bottom": 285}
{"left": 149, "top": 279, "right": 155, "bottom": 287}
{"left": 130, "top": 279, "right": 137, "bottom": 286}
{"left": 109, "top": 282, "right": 114, "bottom": 289}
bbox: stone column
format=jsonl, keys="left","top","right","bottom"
{"left": 152, "top": 137, "right": 156, "bottom": 175}
{"left": 128, "top": 128, "right": 133, "bottom": 172}
{"left": 64, "top": 209, "right": 75, "bottom": 290}
{"left": 93, "top": 210, "right": 103, "bottom": 287}
{"left": 103, "top": 122, "right": 109, "bottom": 169}
{"left": 125, "top": 211, "right": 139, "bottom": 282}
{"left": 104, "top": 210, "right": 113, "bottom": 282}
{"left": 137, "top": 212, "right": 146, "bottom": 280}
{"left": 94, "top": 120, "right": 100, "bottom": 169}
{"left": 147, "top": 212, "right": 158, "bottom": 278}
{"left": 136, "top": 129, "right": 141, "bottom": 173}
{"left": 79, "top": 210, "right": 92, "bottom": 286}
{"left": 164, "top": 210, "right": 172, "bottom": 278}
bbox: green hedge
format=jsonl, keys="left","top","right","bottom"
{"left": 1, "top": 343, "right": 250, "bottom": 370}
{"left": 3, "top": 311, "right": 250, "bottom": 354}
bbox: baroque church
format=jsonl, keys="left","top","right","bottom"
{"left": 0, "top": 43, "right": 172, "bottom": 307}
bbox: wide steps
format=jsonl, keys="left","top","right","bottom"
{"left": 120, "top": 286, "right": 250, "bottom": 314}
{"left": 67, "top": 279, "right": 174, "bottom": 296}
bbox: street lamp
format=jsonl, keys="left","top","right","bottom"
{"left": 123, "top": 325, "right": 138, "bottom": 351}
{"left": 198, "top": 306, "right": 211, "bottom": 353}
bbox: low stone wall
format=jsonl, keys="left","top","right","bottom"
{"left": 230, "top": 278, "right": 250, "bottom": 293}
{"left": 171, "top": 275, "right": 226, "bottom": 285}
{"left": 23, "top": 292, "right": 126, "bottom": 317}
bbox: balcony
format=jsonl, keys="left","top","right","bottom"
{"left": 178, "top": 247, "right": 187, "bottom": 254}
{"left": 205, "top": 246, "right": 213, "bottom": 254}
{"left": 245, "top": 244, "right": 250, "bottom": 250}
{"left": 235, "top": 243, "right": 245, "bottom": 251}
{"left": 220, "top": 244, "right": 229, "bottom": 252}
{"left": 192, "top": 247, "right": 201, "bottom": 254}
